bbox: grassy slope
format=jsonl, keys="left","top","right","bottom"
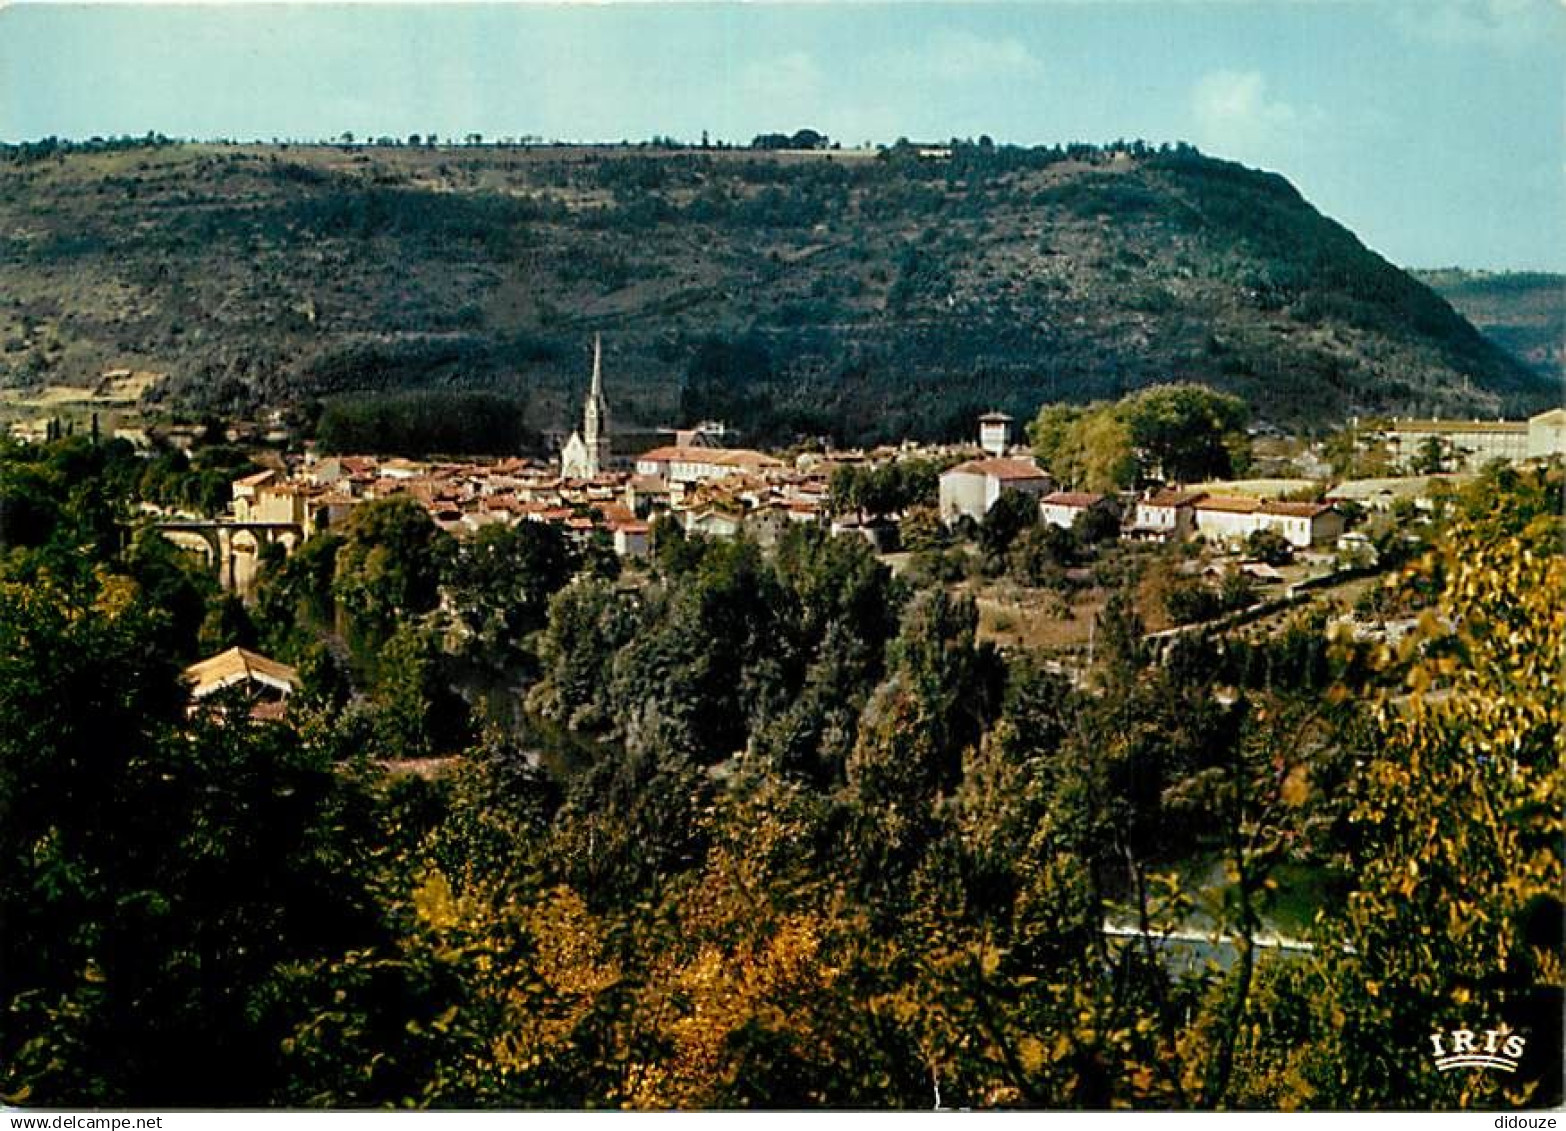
{"left": 0, "top": 141, "right": 1551, "bottom": 445}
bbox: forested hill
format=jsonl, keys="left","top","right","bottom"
{"left": 1413, "top": 268, "right": 1565, "bottom": 387}
{"left": 1, "top": 138, "right": 1552, "bottom": 445}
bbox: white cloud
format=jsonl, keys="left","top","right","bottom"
{"left": 1190, "top": 69, "right": 1302, "bottom": 162}
{"left": 920, "top": 29, "right": 1043, "bottom": 83}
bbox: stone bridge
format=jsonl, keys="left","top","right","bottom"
{"left": 154, "top": 520, "right": 304, "bottom": 592}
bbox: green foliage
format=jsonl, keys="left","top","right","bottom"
{"left": 898, "top": 503, "right": 948, "bottom": 552}
{"left": 0, "top": 573, "right": 386, "bottom": 1106}
{"left": 369, "top": 625, "right": 474, "bottom": 761}
{"left": 316, "top": 391, "right": 534, "bottom": 457}
{"left": 331, "top": 496, "right": 453, "bottom": 651}
{"left": 1031, "top": 384, "right": 1249, "bottom": 487}
{"left": 441, "top": 521, "right": 575, "bottom": 664}
{"left": 198, "top": 592, "right": 259, "bottom": 654}
{"left": 1161, "top": 572, "right": 1255, "bottom": 626}
{"left": 1245, "top": 528, "right": 1295, "bottom": 566}
{"left": 1028, "top": 401, "right": 1138, "bottom": 492}
{"left": 1120, "top": 384, "right": 1250, "bottom": 483}
{"left": 827, "top": 458, "right": 945, "bottom": 518}
{"left": 1007, "top": 523, "right": 1078, "bottom": 586}
{"left": 253, "top": 532, "right": 342, "bottom": 659}
{"left": 1235, "top": 473, "right": 1564, "bottom": 1109}
{"left": 529, "top": 577, "right": 642, "bottom": 731}
{"left": 977, "top": 488, "right": 1040, "bottom": 561}
{"left": 0, "top": 421, "right": 1557, "bottom": 1110}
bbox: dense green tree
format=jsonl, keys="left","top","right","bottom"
{"left": 332, "top": 496, "right": 452, "bottom": 650}
{"left": 252, "top": 532, "right": 343, "bottom": 658}
{"left": 0, "top": 574, "right": 385, "bottom": 1107}
{"left": 529, "top": 577, "right": 642, "bottom": 731}
{"left": 370, "top": 625, "right": 474, "bottom": 761}
{"left": 1121, "top": 384, "right": 1250, "bottom": 483}
{"left": 850, "top": 590, "right": 1000, "bottom": 807}
{"left": 899, "top": 503, "right": 947, "bottom": 552}
{"left": 1008, "top": 523, "right": 1077, "bottom": 585}
{"left": 198, "top": 591, "right": 259, "bottom": 654}
{"left": 1072, "top": 501, "right": 1122, "bottom": 545}
{"left": 441, "top": 521, "right": 575, "bottom": 663}
{"left": 610, "top": 538, "right": 786, "bottom": 762}
{"left": 977, "top": 488, "right": 1040, "bottom": 561}
{"left": 1410, "top": 434, "right": 1456, "bottom": 475}
{"left": 1245, "top": 528, "right": 1295, "bottom": 565}
{"left": 121, "top": 528, "right": 221, "bottom": 659}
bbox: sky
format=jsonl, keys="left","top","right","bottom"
{"left": 1, "top": 0, "right": 1562, "bottom": 270}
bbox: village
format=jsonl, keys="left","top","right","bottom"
{"left": 44, "top": 336, "right": 1541, "bottom": 712}
{"left": 69, "top": 342, "right": 1550, "bottom": 584}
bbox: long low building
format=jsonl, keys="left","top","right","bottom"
{"left": 1368, "top": 410, "right": 1566, "bottom": 471}
{"left": 635, "top": 445, "right": 784, "bottom": 485}
{"left": 1193, "top": 496, "right": 1344, "bottom": 548}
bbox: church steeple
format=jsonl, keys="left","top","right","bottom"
{"left": 562, "top": 334, "right": 612, "bottom": 479}
{"left": 584, "top": 333, "right": 607, "bottom": 448}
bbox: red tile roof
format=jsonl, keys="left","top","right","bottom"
{"left": 1195, "top": 495, "right": 1260, "bottom": 514}
{"left": 1043, "top": 491, "right": 1106, "bottom": 508}
{"left": 947, "top": 457, "right": 1050, "bottom": 481}
{"left": 1144, "top": 489, "right": 1208, "bottom": 508}
{"left": 1258, "top": 501, "right": 1333, "bottom": 518}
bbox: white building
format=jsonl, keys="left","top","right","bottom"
{"left": 1128, "top": 489, "right": 1205, "bottom": 541}
{"left": 1192, "top": 495, "right": 1343, "bottom": 548}
{"left": 635, "top": 445, "right": 783, "bottom": 485}
{"left": 1528, "top": 408, "right": 1566, "bottom": 461}
{"left": 938, "top": 457, "right": 1054, "bottom": 523}
{"left": 1375, "top": 417, "right": 1528, "bottom": 471}
{"left": 1192, "top": 495, "right": 1261, "bottom": 545}
{"left": 561, "top": 335, "right": 611, "bottom": 479}
{"left": 1324, "top": 475, "right": 1466, "bottom": 513}
{"left": 611, "top": 520, "right": 650, "bottom": 557}
{"left": 230, "top": 469, "right": 278, "bottom": 520}
{"left": 1255, "top": 501, "right": 1344, "bottom": 548}
{"left": 683, "top": 509, "right": 744, "bottom": 539}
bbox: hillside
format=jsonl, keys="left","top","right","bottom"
{"left": 1413, "top": 268, "right": 1564, "bottom": 387}
{"left": 0, "top": 138, "right": 1552, "bottom": 446}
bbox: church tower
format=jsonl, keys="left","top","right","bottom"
{"left": 561, "top": 334, "right": 612, "bottom": 478}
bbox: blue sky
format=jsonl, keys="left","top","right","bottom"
{"left": 2, "top": 1, "right": 1562, "bottom": 270}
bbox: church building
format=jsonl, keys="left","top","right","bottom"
{"left": 560, "top": 335, "right": 611, "bottom": 479}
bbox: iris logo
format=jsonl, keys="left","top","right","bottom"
{"left": 1429, "top": 1024, "right": 1526, "bottom": 1073}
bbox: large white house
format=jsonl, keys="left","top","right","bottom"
{"left": 938, "top": 457, "right": 1054, "bottom": 523}
{"left": 1254, "top": 501, "right": 1344, "bottom": 548}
